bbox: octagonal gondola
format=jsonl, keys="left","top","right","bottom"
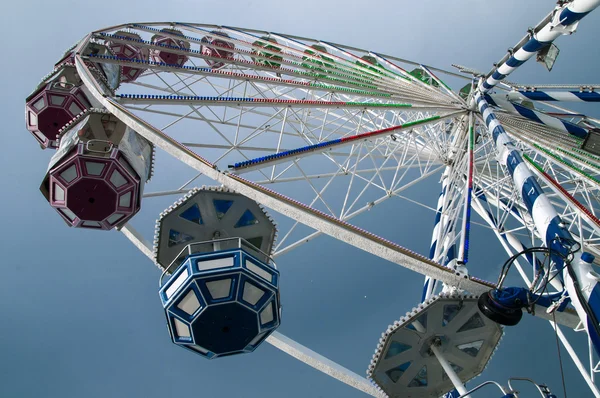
{"left": 106, "top": 31, "right": 149, "bottom": 83}
{"left": 25, "top": 44, "right": 120, "bottom": 149}
{"left": 25, "top": 73, "right": 92, "bottom": 149}
{"left": 159, "top": 238, "right": 281, "bottom": 358}
{"left": 40, "top": 109, "right": 153, "bottom": 229}
{"left": 150, "top": 28, "right": 190, "bottom": 67}
{"left": 251, "top": 36, "right": 283, "bottom": 71}
{"left": 301, "top": 44, "right": 334, "bottom": 79}
{"left": 200, "top": 31, "right": 235, "bottom": 70}
{"left": 154, "top": 187, "right": 280, "bottom": 358}
{"left": 356, "top": 55, "right": 384, "bottom": 75}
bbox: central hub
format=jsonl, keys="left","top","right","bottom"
{"left": 419, "top": 335, "right": 448, "bottom": 358}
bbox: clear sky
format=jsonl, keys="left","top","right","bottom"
{"left": 2, "top": 1, "right": 600, "bottom": 397}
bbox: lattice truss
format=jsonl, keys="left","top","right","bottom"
{"left": 51, "top": 20, "right": 600, "bottom": 395}
{"left": 87, "top": 23, "right": 600, "bottom": 281}
{"left": 98, "top": 25, "right": 455, "bottom": 254}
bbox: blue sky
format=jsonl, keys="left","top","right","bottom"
{"left": 2, "top": 1, "right": 600, "bottom": 397}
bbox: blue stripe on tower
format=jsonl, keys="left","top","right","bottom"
{"left": 564, "top": 122, "right": 588, "bottom": 138}
{"left": 428, "top": 243, "right": 437, "bottom": 259}
{"left": 588, "top": 284, "right": 600, "bottom": 326}
{"left": 515, "top": 106, "right": 544, "bottom": 124}
{"left": 520, "top": 176, "right": 542, "bottom": 212}
{"left": 519, "top": 91, "right": 556, "bottom": 102}
{"left": 491, "top": 71, "right": 506, "bottom": 81}
{"left": 559, "top": 7, "right": 591, "bottom": 25}
{"left": 486, "top": 94, "right": 589, "bottom": 139}
{"left": 446, "top": 243, "right": 456, "bottom": 262}
{"left": 423, "top": 176, "right": 450, "bottom": 301}
{"left": 545, "top": 215, "right": 576, "bottom": 256}
{"left": 505, "top": 152, "right": 520, "bottom": 177}
{"left": 482, "top": 94, "right": 497, "bottom": 107}
{"left": 505, "top": 57, "right": 526, "bottom": 68}
{"left": 588, "top": 317, "right": 600, "bottom": 356}
{"left": 421, "top": 279, "right": 430, "bottom": 302}
{"left": 575, "top": 92, "right": 600, "bottom": 101}
{"left": 510, "top": 101, "right": 588, "bottom": 138}
{"left": 514, "top": 102, "right": 587, "bottom": 138}
{"left": 522, "top": 38, "right": 547, "bottom": 52}
{"left": 491, "top": 128, "right": 502, "bottom": 144}
{"left": 429, "top": 212, "right": 439, "bottom": 259}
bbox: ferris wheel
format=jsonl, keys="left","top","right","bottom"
{"left": 23, "top": 1, "right": 600, "bottom": 397}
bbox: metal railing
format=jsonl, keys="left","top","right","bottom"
{"left": 159, "top": 237, "right": 276, "bottom": 287}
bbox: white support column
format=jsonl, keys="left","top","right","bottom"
{"left": 413, "top": 320, "right": 469, "bottom": 398}
{"left": 430, "top": 343, "right": 471, "bottom": 398}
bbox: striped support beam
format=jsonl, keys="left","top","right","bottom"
{"left": 475, "top": 91, "right": 600, "bottom": 354}
{"left": 423, "top": 117, "right": 471, "bottom": 301}
{"left": 458, "top": 113, "right": 475, "bottom": 264}
{"left": 486, "top": 93, "right": 588, "bottom": 139}
{"left": 479, "top": 0, "right": 600, "bottom": 92}
{"left": 229, "top": 113, "right": 463, "bottom": 173}
{"left": 475, "top": 91, "right": 572, "bottom": 268}
{"left": 422, "top": 168, "right": 451, "bottom": 301}
{"left": 509, "top": 90, "right": 600, "bottom": 103}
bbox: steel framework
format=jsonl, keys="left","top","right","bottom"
{"left": 28, "top": 3, "right": 600, "bottom": 395}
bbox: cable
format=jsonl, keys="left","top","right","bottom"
{"left": 529, "top": 252, "right": 554, "bottom": 307}
{"left": 499, "top": 241, "right": 600, "bottom": 350}
{"left": 497, "top": 246, "right": 567, "bottom": 289}
{"left": 496, "top": 246, "right": 569, "bottom": 309}
{"left": 496, "top": 242, "right": 600, "bottom": 339}
{"left": 552, "top": 310, "right": 568, "bottom": 398}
